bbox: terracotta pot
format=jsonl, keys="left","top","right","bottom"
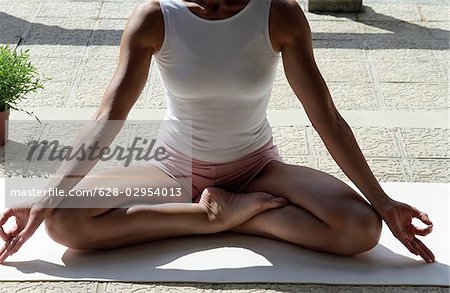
{"left": 0, "top": 110, "right": 10, "bottom": 146}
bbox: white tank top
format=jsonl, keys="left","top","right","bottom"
{"left": 154, "top": 0, "right": 280, "bottom": 163}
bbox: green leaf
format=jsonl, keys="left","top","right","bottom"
{"left": 0, "top": 44, "right": 45, "bottom": 121}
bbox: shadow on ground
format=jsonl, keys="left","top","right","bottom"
{"left": 0, "top": 5, "right": 448, "bottom": 49}
{"left": 2, "top": 232, "right": 450, "bottom": 285}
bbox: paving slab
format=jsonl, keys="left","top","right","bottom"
{"left": 38, "top": 2, "right": 101, "bottom": 19}
{"left": 418, "top": 4, "right": 450, "bottom": 22}
{"left": 379, "top": 83, "right": 448, "bottom": 111}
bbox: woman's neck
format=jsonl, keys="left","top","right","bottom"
{"left": 186, "top": 0, "right": 247, "bottom": 13}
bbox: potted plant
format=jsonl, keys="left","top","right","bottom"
{"left": 0, "top": 44, "right": 46, "bottom": 146}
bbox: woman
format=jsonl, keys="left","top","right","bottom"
{"left": 0, "top": 0, "right": 434, "bottom": 263}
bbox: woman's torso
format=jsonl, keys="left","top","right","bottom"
{"left": 153, "top": 0, "right": 281, "bottom": 163}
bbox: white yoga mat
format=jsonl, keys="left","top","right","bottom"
{"left": 0, "top": 182, "right": 448, "bottom": 285}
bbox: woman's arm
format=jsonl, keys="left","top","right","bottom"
{"left": 40, "top": 2, "right": 159, "bottom": 209}
{"left": 274, "top": 0, "right": 434, "bottom": 262}
{"left": 0, "top": 1, "right": 161, "bottom": 262}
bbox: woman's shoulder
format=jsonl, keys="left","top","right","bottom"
{"left": 269, "top": 0, "right": 312, "bottom": 51}
{"left": 131, "top": 0, "right": 164, "bottom": 30}
{"left": 270, "top": 0, "right": 309, "bottom": 29}
{"left": 127, "top": 0, "right": 165, "bottom": 53}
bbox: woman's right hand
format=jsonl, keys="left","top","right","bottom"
{"left": 0, "top": 204, "right": 53, "bottom": 263}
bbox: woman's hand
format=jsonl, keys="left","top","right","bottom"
{"left": 0, "top": 204, "right": 53, "bottom": 263}
{"left": 377, "top": 199, "right": 435, "bottom": 263}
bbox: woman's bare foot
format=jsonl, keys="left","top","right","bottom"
{"left": 198, "top": 187, "right": 288, "bottom": 230}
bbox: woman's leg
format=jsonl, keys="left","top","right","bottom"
{"left": 230, "top": 161, "right": 382, "bottom": 256}
{"left": 44, "top": 164, "right": 287, "bottom": 250}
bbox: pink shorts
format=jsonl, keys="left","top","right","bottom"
{"left": 150, "top": 137, "right": 284, "bottom": 201}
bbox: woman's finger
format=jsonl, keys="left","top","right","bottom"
{"left": 414, "top": 224, "right": 433, "bottom": 236}
{"left": 412, "top": 207, "right": 433, "bottom": 225}
{"left": 7, "top": 235, "right": 26, "bottom": 256}
{"left": 398, "top": 235, "right": 419, "bottom": 255}
{"left": 0, "top": 210, "right": 13, "bottom": 225}
{"left": 0, "top": 210, "right": 13, "bottom": 241}
{"left": 0, "top": 240, "right": 9, "bottom": 260}
{"left": 0, "top": 229, "right": 11, "bottom": 242}
{"left": 413, "top": 238, "right": 435, "bottom": 263}
{"left": 0, "top": 219, "right": 37, "bottom": 263}
{"left": 420, "top": 213, "right": 432, "bottom": 225}
{"left": 0, "top": 237, "right": 15, "bottom": 263}
{"left": 5, "top": 214, "right": 43, "bottom": 258}
{"left": 409, "top": 239, "right": 430, "bottom": 263}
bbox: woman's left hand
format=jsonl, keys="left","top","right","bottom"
{"left": 377, "top": 199, "right": 435, "bottom": 263}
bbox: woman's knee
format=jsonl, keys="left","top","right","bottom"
{"left": 330, "top": 201, "right": 382, "bottom": 255}
{"left": 45, "top": 209, "right": 97, "bottom": 250}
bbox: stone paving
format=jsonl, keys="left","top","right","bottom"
{"left": 0, "top": 0, "right": 449, "bottom": 291}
